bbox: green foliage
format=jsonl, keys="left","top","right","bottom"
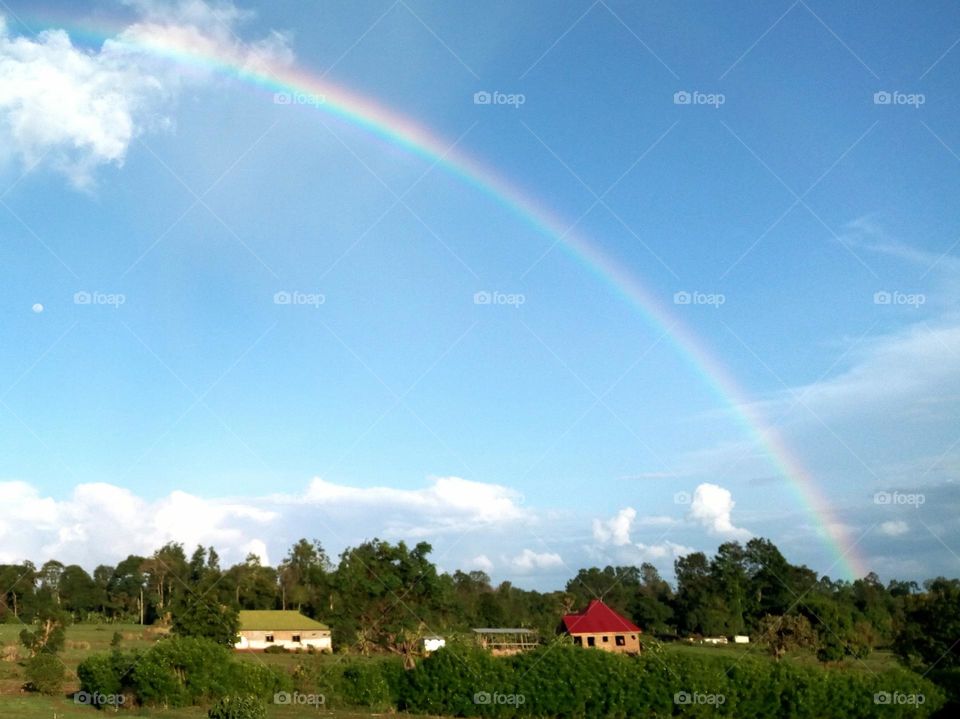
{"left": 77, "top": 637, "right": 291, "bottom": 708}
{"left": 19, "top": 608, "right": 70, "bottom": 656}
{"left": 208, "top": 695, "right": 267, "bottom": 719}
{"left": 171, "top": 598, "right": 240, "bottom": 646}
{"left": 400, "top": 645, "right": 946, "bottom": 718}
{"left": 757, "top": 614, "right": 816, "bottom": 661}
{"left": 895, "top": 578, "right": 960, "bottom": 670}
{"left": 24, "top": 653, "right": 65, "bottom": 695}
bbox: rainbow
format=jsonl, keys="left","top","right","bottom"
{"left": 11, "top": 8, "right": 868, "bottom": 579}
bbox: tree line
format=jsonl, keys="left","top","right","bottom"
{"left": 2, "top": 536, "right": 957, "bottom": 673}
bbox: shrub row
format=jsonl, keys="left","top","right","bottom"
{"left": 77, "top": 637, "right": 290, "bottom": 708}
{"left": 399, "top": 645, "right": 946, "bottom": 719}
{"left": 78, "top": 638, "right": 947, "bottom": 718}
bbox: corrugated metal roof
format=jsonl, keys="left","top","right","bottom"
{"left": 561, "top": 599, "right": 641, "bottom": 634}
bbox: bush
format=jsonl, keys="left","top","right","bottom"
{"left": 25, "top": 653, "right": 65, "bottom": 695}
{"left": 208, "top": 695, "right": 267, "bottom": 719}
{"left": 77, "top": 637, "right": 291, "bottom": 708}
{"left": 400, "top": 645, "right": 947, "bottom": 718}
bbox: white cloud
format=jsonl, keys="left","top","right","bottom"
{"left": 592, "top": 507, "right": 635, "bottom": 546}
{"left": 301, "top": 475, "right": 525, "bottom": 536}
{"left": 0, "top": 1, "right": 292, "bottom": 187}
{"left": 878, "top": 520, "right": 909, "bottom": 537}
{"left": 0, "top": 480, "right": 276, "bottom": 566}
{"left": 688, "top": 483, "right": 752, "bottom": 540}
{"left": 508, "top": 548, "right": 564, "bottom": 572}
{"left": 468, "top": 554, "right": 494, "bottom": 573}
{"left": 0, "top": 475, "right": 526, "bottom": 571}
{"left": 591, "top": 506, "right": 694, "bottom": 568}
{"left": 632, "top": 540, "right": 695, "bottom": 562}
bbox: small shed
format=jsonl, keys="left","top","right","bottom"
{"left": 234, "top": 610, "right": 331, "bottom": 652}
{"left": 472, "top": 628, "right": 538, "bottom": 655}
{"left": 561, "top": 599, "right": 642, "bottom": 654}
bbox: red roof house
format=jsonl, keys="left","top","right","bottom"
{"left": 561, "top": 599, "right": 642, "bottom": 654}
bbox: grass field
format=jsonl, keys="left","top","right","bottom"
{"left": 660, "top": 638, "right": 901, "bottom": 672}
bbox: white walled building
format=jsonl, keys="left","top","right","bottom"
{"left": 234, "top": 610, "right": 332, "bottom": 652}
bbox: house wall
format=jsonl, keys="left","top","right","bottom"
{"left": 235, "top": 629, "right": 332, "bottom": 652}
{"left": 570, "top": 631, "right": 641, "bottom": 654}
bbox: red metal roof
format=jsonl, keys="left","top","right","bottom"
{"left": 561, "top": 599, "right": 641, "bottom": 634}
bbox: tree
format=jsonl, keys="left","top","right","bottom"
{"left": 20, "top": 606, "right": 70, "bottom": 657}
{"left": 171, "top": 597, "right": 240, "bottom": 647}
{"left": 630, "top": 563, "right": 674, "bottom": 635}
{"left": 757, "top": 614, "right": 815, "bottom": 661}
{"left": 894, "top": 578, "right": 960, "bottom": 670}
{"left": 332, "top": 539, "right": 442, "bottom": 662}
{"left": 278, "top": 539, "right": 330, "bottom": 612}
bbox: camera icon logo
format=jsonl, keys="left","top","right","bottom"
{"left": 873, "top": 91, "right": 892, "bottom": 105}
{"left": 74, "top": 291, "right": 92, "bottom": 305}
{"left": 873, "top": 290, "right": 891, "bottom": 305}
{"left": 673, "top": 291, "right": 691, "bottom": 305}
{"left": 273, "top": 291, "right": 292, "bottom": 305}
{"left": 474, "top": 692, "right": 492, "bottom": 705}
{"left": 674, "top": 691, "right": 691, "bottom": 705}
{"left": 674, "top": 491, "right": 691, "bottom": 505}
{"left": 474, "top": 291, "right": 492, "bottom": 305}
{"left": 673, "top": 91, "right": 691, "bottom": 105}
{"left": 874, "top": 691, "right": 891, "bottom": 705}
{"left": 274, "top": 691, "right": 292, "bottom": 705}
{"left": 474, "top": 91, "right": 492, "bottom": 105}
{"left": 274, "top": 92, "right": 292, "bottom": 105}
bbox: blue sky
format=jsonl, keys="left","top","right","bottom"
{"left": 0, "top": 0, "right": 958, "bottom": 587}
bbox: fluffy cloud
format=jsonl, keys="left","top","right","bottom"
{"left": 592, "top": 507, "right": 636, "bottom": 546}
{"left": 508, "top": 549, "right": 564, "bottom": 572}
{"left": 878, "top": 520, "right": 909, "bottom": 537}
{"left": 688, "top": 483, "right": 752, "bottom": 540}
{"left": 0, "top": 1, "right": 291, "bottom": 187}
{"left": 591, "top": 504, "right": 694, "bottom": 567}
{"left": 0, "top": 475, "right": 525, "bottom": 571}
{"left": 468, "top": 554, "right": 494, "bottom": 573}
{"left": 301, "top": 475, "right": 525, "bottom": 536}
{"left": 0, "top": 480, "right": 276, "bottom": 566}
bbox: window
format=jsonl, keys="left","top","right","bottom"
{"left": 573, "top": 636, "right": 582, "bottom": 646}
{"left": 615, "top": 635, "right": 626, "bottom": 646}
{"left": 265, "top": 635, "right": 274, "bottom": 643}
{"left": 292, "top": 635, "right": 301, "bottom": 643}
{"left": 602, "top": 635, "right": 609, "bottom": 643}
{"left": 587, "top": 636, "right": 595, "bottom": 647}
